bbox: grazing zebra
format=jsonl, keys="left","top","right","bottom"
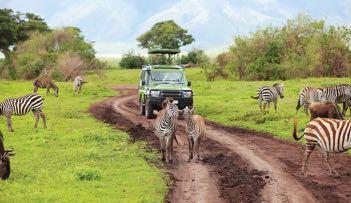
{"left": 180, "top": 106, "right": 205, "bottom": 161}
{"left": 74, "top": 76, "right": 87, "bottom": 94}
{"left": 0, "top": 94, "right": 47, "bottom": 132}
{"left": 296, "top": 87, "right": 323, "bottom": 115}
{"left": 293, "top": 117, "right": 351, "bottom": 176}
{"left": 33, "top": 78, "right": 59, "bottom": 97}
{"left": 251, "top": 83, "right": 284, "bottom": 112}
{"left": 0, "top": 131, "right": 14, "bottom": 180}
{"left": 154, "top": 98, "right": 179, "bottom": 163}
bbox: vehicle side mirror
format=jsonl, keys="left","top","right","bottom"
{"left": 187, "top": 81, "right": 191, "bottom": 86}
{"left": 141, "top": 80, "right": 146, "bottom": 85}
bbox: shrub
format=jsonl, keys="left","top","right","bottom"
{"left": 56, "top": 52, "right": 87, "bottom": 81}
{"left": 74, "top": 167, "right": 101, "bottom": 181}
{"left": 181, "top": 49, "right": 209, "bottom": 65}
{"left": 119, "top": 51, "right": 145, "bottom": 69}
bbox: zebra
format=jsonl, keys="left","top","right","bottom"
{"left": 74, "top": 76, "right": 87, "bottom": 94}
{"left": 154, "top": 98, "right": 179, "bottom": 163}
{"left": 296, "top": 87, "right": 324, "bottom": 115}
{"left": 180, "top": 106, "right": 205, "bottom": 162}
{"left": 318, "top": 84, "right": 351, "bottom": 115}
{"left": 0, "top": 94, "right": 47, "bottom": 132}
{"left": 251, "top": 83, "right": 284, "bottom": 112}
{"left": 0, "top": 131, "right": 14, "bottom": 180}
{"left": 293, "top": 117, "right": 351, "bottom": 176}
{"left": 33, "top": 78, "right": 59, "bottom": 97}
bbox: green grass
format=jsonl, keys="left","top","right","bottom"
{"left": 0, "top": 76, "right": 167, "bottom": 201}
{"left": 100, "top": 67, "right": 351, "bottom": 140}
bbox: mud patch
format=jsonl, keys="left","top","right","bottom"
{"left": 202, "top": 137, "right": 267, "bottom": 202}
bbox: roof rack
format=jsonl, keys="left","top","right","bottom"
{"left": 148, "top": 49, "right": 180, "bottom": 54}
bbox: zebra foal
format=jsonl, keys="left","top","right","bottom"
{"left": 33, "top": 78, "right": 59, "bottom": 97}
{"left": 251, "top": 83, "right": 284, "bottom": 112}
{"left": 154, "top": 98, "right": 179, "bottom": 163}
{"left": 0, "top": 94, "right": 47, "bottom": 132}
{"left": 74, "top": 76, "right": 87, "bottom": 94}
{"left": 293, "top": 117, "right": 351, "bottom": 176}
{"left": 180, "top": 106, "right": 205, "bottom": 161}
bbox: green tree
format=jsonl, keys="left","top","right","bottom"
{"left": 0, "top": 9, "right": 49, "bottom": 61}
{"left": 137, "top": 20, "right": 194, "bottom": 49}
{"left": 119, "top": 51, "right": 145, "bottom": 69}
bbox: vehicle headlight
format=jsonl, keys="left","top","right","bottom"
{"left": 183, "top": 91, "right": 192, "bottom": 98}
{"left": 150, "top": 90, "right": 160, "bottom": 97}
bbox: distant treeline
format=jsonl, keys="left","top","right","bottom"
{"left": 216, "top": 14, "right": 351, "bottom": 80}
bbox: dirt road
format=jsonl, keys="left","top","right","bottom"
{"left": 90, "top": 85, "right": 351, "bottom": 203}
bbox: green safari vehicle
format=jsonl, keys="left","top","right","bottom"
{"left": 138, "top": 49, "right": 193, "bottom": 119}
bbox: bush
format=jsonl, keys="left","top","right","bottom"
{"left": 74, "top": 167, "right": 101, "bottom": 181}
{"left": 56, "top": 52, "right": 87, "bottom": 81}
{"left": 181, "top": 49, "right": 209, "bottom": 65}
{"left": 119, "top": 51, "right": 145, "bottom": 69}
{"left": 222, "top": 13, "right": 351, "bottom": 80}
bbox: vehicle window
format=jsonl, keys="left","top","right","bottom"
{"left": 150, "top": 71, "right": 185, "bottom": 84}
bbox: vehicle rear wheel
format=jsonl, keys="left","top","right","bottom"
{"left": 145, "top": 99, "right": 154, "bottom": 119}
{"left": 139, "top": 101, "right": 145, "bottom": 115}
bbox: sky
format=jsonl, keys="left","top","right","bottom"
{"left": 1, "top": 0, "right": 351, "bottom": 57}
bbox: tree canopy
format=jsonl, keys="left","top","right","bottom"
{"left": 0, "top": 9, "right": 49, "bottom": 58}
{"left": 137, "top": 20, "right": 194, "bottom": 49}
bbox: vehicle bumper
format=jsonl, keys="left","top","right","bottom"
{"left": 149, "top": 97, "right": 193, "bottom": 110}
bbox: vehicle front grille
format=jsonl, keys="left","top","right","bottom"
{"left": 161, "top": 90, "right": 182, "bottom": 98}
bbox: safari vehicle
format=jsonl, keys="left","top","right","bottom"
{"left": 138, "top": 49, "right": 193, "bottom": 119}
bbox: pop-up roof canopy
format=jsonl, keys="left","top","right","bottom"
{"left": 148, "top": 49, "right": 180, "bottom": 54}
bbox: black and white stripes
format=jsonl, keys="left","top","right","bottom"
{"left": 251, "top": 83, "right": 284, "bottom": 112}
{"left": 74, "top": 76, "right": 87, "bottom": 94}
{"left": 293, "top": 117, "right": 351, "bottom": 176}
{"left": 0, "top": 94, "right": 47, "bottom": 132}
{"left": 154, "top": 98, "right": 179, "bottom": 163}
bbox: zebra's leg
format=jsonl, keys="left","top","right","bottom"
{"left": 160, "top": 136, "right": 165, "bottom": 161}
{"left": 267, "top": 102, "right": 271, "bottom": 111}
{"left": 165, "top": 135, "right": 171, "bottom": 163}
{"left": 187, "top": 137, "right": 192, "bottom": 161}
{"left": 38, "top": 111, "right": 47, "bottom": 129}
{"left": 304, "top": 104, "right": 309, "bottom": 115}
{"left": 273, "top": 100, "right": 278, "bottom": 112}
{"left": 321, "top": 150, "right": 339, "bottom": 176}
{"left": 263, "top": 102, "right": 267, "bottom": 112}
{"left": 46, "top": 87, "right": 50, "bottom": 96}
{"left": 302, "top": 143, "right": 316, "bottom": 176}
{"left": 6, "top": 114, "right": 13, "bottom": 132}
{"left": 33, "top": 85, "right": 38, "bottom": 93}
{"left": 33, "top": 111, "right": 39, "bottom": 128}
{"left": 259, "top": 100, "right": 263, "bottom": 112}
{"left": 196, "top": 137, "right": 201, "bottom": 161}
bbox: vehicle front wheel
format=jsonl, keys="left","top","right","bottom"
{"left": 145, "top": 99, "right": 154, "bottom": 119}
{"left": 139, "top": 101, "right": 145, "bottom": 115}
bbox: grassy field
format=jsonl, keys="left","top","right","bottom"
{"left": 0, "top": 75, "right": 167, "bottom": 201}
{"left": 100, "top": 67, "right": 351, "bottom": 140}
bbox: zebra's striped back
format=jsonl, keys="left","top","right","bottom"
{"left": 320, "top": 84, "right": 351, "bottom": 103}
{"left": 256, "top": 84, "right": 284, "bottom": 102}
{"left": 0, "top": 94, "right": 44, "bottom": 116}
{"left": 302, "top": 118, "right": 351, "bottom": 153}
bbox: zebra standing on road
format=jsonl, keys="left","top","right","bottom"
{"left": 251, "top": 83, "right": 284, "bottom": 112}
{"left": 296, "top": 87, "right": 324, "bottom": 115}
{"left": 33, "top": 78, "right": 59, "bottom": 97}
{"left": 154, "top": 98, "right": 179, "bottom": 163}
{"left": 293, "top": 117, "right": 351, "bottom": 176}
{"left": 74, "top": 76, "right": 87, "bottom": 94}
{"left": 180, "top": 106, "right": 205, "bottom": 162}
{"left": 0, "top": 94, "right": 47, "bottom": 132}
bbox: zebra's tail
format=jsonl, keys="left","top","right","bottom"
{"left": 250, "top": 95, "right": 259, "bottom": 99}
{"left": 293, "top": 116, "right": 304, "bottom": 141}
{"left": 296, "top": 96, "right": 302, "bottom": 113}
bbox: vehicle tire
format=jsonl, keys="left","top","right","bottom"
{"left": 145, "top": 99, "right": 154, "bottom": 119}
{"left": 139, "top": 101, "right": 145, "bottom": 115}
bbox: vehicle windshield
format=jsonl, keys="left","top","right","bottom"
{"left": 149, "top": 70, "right": 185, "bottom": 84}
